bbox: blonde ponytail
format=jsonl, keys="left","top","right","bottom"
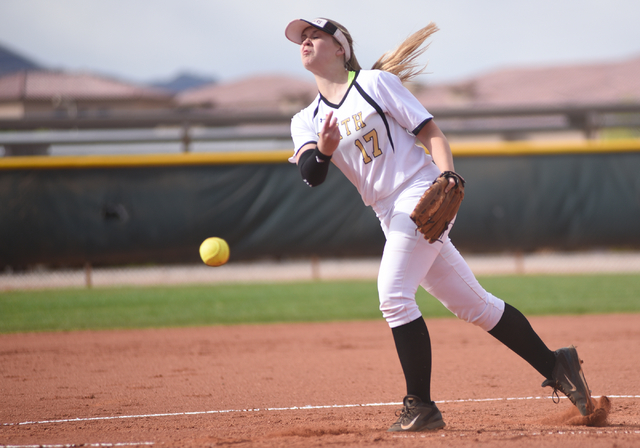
{"left": 372, "top": 23, "right": 439, "bottom": 83}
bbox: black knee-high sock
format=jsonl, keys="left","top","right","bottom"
{"left": 391, "top": 317, "right": 432, "bottom": 403}
{"left": 488, "top": 303, "right": 556, "bottom": 379}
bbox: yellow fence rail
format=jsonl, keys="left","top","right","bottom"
{"left": 1, "top": 139, "right": 639, "bottom": 170}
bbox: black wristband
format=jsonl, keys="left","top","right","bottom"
{"left": 298, "top": 147, "right": 332, "bottom": 187}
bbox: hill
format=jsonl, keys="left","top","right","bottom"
{"left": 0, "top": 43, "right": 41, "bottom": 76}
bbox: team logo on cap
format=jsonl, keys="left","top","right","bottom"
{"left": 311, "top": 18, "right": 328, "bottom": 27}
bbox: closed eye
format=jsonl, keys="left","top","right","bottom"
{"left": 303, "top": 30, "right": 322, "bottom": 40}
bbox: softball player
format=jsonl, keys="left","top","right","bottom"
{"left": 285, "top": 17, "right": 594, "bottom": 432}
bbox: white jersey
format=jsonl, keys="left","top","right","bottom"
{"left": 290, "top": 69, "right": 440, "bottom": 207}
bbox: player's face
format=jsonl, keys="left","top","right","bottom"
{"left": 299, "top": 26, "right": 344, "bottom": 71}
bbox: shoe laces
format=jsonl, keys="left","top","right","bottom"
{"left": 395, "top": 404, "right": 415, "bottom": 420}
{"left": 550, "top": 385, "right": 561, "bottom": 404}
{"left": 546, "top": 378, "right": 572, "bottom": 405}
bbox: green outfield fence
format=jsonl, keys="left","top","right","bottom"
{"left": 1, "top": 139, "right": 640, "bottom": 273}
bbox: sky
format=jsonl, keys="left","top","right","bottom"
{"left": 1, "top": 0, "right": 640, "bottom": 87}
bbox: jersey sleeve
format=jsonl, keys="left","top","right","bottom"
{"left": 374, "top": 70, "right": 433, "bottom": 135}
{"left": 289, "top": 105, "right": 319, "bottom": 164}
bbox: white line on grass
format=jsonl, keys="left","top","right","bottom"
{"left": 3, "top": 395, "right": 639, "bottom": 428}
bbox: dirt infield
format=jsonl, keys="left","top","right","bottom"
{"left": 1, "top": 313, "right": 640, "bottom": 447}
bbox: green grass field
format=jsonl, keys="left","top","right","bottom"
{"left": 1, "top": 274, "right": 639, "bottom": 333}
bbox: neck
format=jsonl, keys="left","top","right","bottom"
{"left": 313, "top": 68, "right": 350, "bottom": 104}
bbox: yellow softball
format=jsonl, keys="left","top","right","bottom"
{"left": 199, "top": 237, "right": 230, "bottom": 267}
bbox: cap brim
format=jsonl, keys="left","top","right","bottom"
{"left": 285, "top": 19, "right": 315, "bottom": 44}
{"left": 285, "top": 18, "right": 351, "bottom": 62}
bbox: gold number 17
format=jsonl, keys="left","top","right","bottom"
{"left": 354, "top": 129, "right": 382, "bottom": 164}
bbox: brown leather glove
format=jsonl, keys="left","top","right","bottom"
{"left": 410, "top": 171, "right": 465, "bottom": 243}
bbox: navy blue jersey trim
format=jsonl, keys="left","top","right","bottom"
{"left": 353, "top": 80, "right": 395, "bottom": 152}
{"left": 312, "top": 96, "right": 322, "bottom": 119}
{"left": 412, "top": 117, "right": 433, "bottom": 136}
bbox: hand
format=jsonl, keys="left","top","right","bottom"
{"left": 318, "top": 111, "right": 340, "bottom": 156}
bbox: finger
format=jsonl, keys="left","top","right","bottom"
{"left": 322, "top": 111, "right": 334, "bottom": 131}
{"left": 444, "top": 178, "right": 456, "bottom": 193}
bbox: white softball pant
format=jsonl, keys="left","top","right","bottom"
{"left": 374, "top": 174, "right": 505, "bottom": 330}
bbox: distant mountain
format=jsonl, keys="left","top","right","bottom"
{"left": 151, "top": 73, "right": 217, "bottom": 93}
{"left": 0, "top": 43, "right": 42, "bottom": 76}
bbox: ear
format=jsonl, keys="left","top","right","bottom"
{"left": 336, "top": 46, "right": 345, "bottom": 57}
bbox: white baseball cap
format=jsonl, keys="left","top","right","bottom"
{"left": 285, "top": 18, "right": 351, "bottom": 62}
